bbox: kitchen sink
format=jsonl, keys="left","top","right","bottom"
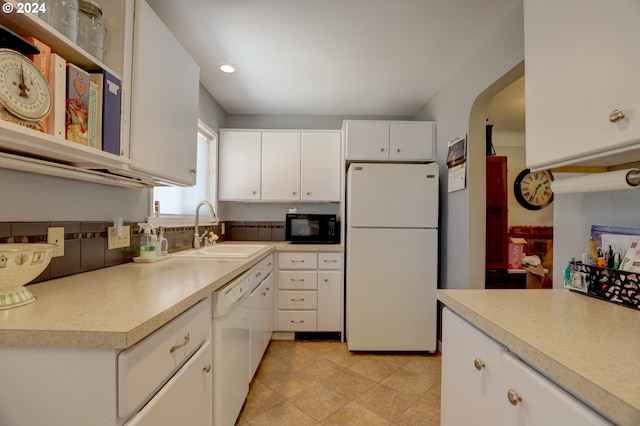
{"left": 173, "top": 244, "right": 266, "bottom": 259}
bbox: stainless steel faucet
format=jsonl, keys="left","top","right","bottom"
{"left": 193, "top": 200, "right": 218, "bottom": 248}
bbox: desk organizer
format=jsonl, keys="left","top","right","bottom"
{"left": 566, "top": 262, "right": 640, "bottom": 310}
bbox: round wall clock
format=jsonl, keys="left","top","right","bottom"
{"left": 0, "top": 48, "right": 52, "bottom": 123}
{"left": 513, "top": 168, "right": 554, "bottom": 210}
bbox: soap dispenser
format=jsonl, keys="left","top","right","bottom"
{"left": 138, "top": 223, "right": 157, "bottom": 259}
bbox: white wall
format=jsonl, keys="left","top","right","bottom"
{"left": 414, "top": 1, "right": 525, "bottom": 290}
{"left": 553, "top": 189, "right": 640, "bottom": 288}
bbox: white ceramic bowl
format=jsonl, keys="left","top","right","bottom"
{"left": 0, "top": 243, "right": 55, "bottom": 309}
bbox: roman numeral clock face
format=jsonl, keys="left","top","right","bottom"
{"left": 514, "top": 169, "right": 554, "bottom": 210}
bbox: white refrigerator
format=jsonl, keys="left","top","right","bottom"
{"left": 346, "top": 162, "right": 439, "bottom": 352}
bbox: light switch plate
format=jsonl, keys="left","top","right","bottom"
{"left": 47, "top": 227, "right": 64, "bottom": 257}
{"left": 108, "top": 226, "right": 130, "bottom": 250}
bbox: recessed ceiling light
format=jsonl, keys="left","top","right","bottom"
{"left": 220, "top": 63, "right": 239, "bottom": 74}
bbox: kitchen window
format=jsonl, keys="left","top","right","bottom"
{"left": 150, "top": 121, "right": 218, "bottom": 225}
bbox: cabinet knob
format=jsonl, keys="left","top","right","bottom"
{"left": 397, "top": 148, "right": 400, "bottom": 153}
{"left": 507, "top": 389, "right": 522, "bottom": 406}
{"left": 380, "top": 148, "right": 385, "bottom": 152}
{"left": 306, "top": 192, "right": 311, "bottom": 196}
{"left": 292, "top": 191, "right": 297, "bottom": 195}
{"left": 189, "top": 168, "right": 197, "bottom": 174}
{"left": 252, "top": 190, "right": 257, "bottom": 195}
{"left": 202, "top": 364, "right": 211, "bottom": 374}
{"left": 473, "top": 358, "right": 485, "bottom": 371}
{"left": 609, "top": 109, "right": 626, "bottom": 123}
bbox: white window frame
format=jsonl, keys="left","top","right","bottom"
{"left": 147, "top": 120, "right": 218, "bottom": 228}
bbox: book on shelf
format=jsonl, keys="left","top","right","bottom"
{"left": 65, "top": 63, "right": 90, "bottom": 146}
{"left": 87, "top": 80, "right": 99, "bottom": 149}
{"left": 47, "top": 53, "right": 66, "bottom": 138}
{"left": 90, "top": 69, "right": 121, "bottom": 156}
{"left": 24, "top": 37, "right": 51, "bottom": 133}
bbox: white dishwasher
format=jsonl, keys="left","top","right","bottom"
{"left": 211, "top": 270, "right": 252, "bottom": 426}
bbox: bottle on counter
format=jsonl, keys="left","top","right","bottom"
{"left": 138, "top": 223, "right": 157, "bottom": 259}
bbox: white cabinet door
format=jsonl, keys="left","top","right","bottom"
{"left": 301, "top": 132, "right": 342, "bottom": 201}
{"left": 344, "top": 120, "right": 390, "bottom": 160}
{"left": 249, "top": 280, "right": 264, "bottom": 378}
{"left": 524, "top": 0, "right": 640, "bottom": 169}
{"left": 501, "top": 352, "right": 611, "bottom": 426}
{"left": 261, "top": 272, "right": 274, "bottom": 347}
{"left": 317, "top": 270, "right": 341, "bottom": 331}
{"left": 219, "top": 130, "right": 262, "bottom": 200}
{"left": 125, "top": 341, "right": 212, "bottom": 426}
{"left": 389, "top": 121, "right": 435, "bottom": 160}
{"left": 129, "top": 0, "right": 199, "bottom": 185}
{"left": 441, "top": 308, "right": 505, "bottom": 426}
{"left": 261, "top": 131, "right": 301, "bottom": 200}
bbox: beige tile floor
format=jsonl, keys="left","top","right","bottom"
{"left": 236, "top": 340, "right": 441, "bottom": 426}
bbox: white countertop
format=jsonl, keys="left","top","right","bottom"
{"left": 0, "top": 242, "right": 342, "bottom": 349}
{"left": 438, "top": 289, "right": 640, "bottom": 426}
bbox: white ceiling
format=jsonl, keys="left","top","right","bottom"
{"left": 146, "top": 0, "right": 522, "bottom": 116}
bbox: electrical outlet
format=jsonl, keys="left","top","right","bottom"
{"left": 47, "top": 227, "right": 65, "bottom": 257}
{"left": 108, "top": 226, "right": 130, "bottom": 250}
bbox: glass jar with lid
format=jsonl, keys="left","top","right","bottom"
{"left": 77, "top": 0, "right": 106, "bottom": 62}
{"left": 40, "top": 0, "right": 79, "bottom": 43}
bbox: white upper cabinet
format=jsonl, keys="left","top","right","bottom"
{"left": 128, "top": 0, "right": 200, "bottom": 185}
{"left": 261, "top": 131, "right": 301, "bottom": 200}
{"left": 301, "top": 131, "right": 341, "bottom": 201}
{"left": 219, "top": 129, "right": 342, "bottom": 202}
{"left": 344, "top": 120, "right": 435, "bottom": 161}
{"left": 524, "top": 0, "right": 640, "bottom": 170}
{"left": 219, "top": 130, "right": 262, "bottom": 201}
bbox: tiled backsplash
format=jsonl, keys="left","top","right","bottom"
{"left": 0, "top": 221, "right": 224, "bottom": 284}
{"left": 1, "top": 220, "right": 286, "bottom": 285}
{"left": 226, "top": 221, "right": 285, "bottom": 242}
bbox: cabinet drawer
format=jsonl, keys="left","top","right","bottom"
{"left": 278, "top": 291, "right": 318, "bottom": 309}
{"left": 118, "top": 298, "right": 211, "bottom": 419}
{"left": 278, "top": 252, "right": 317, "bottom": 269}
{"left": 278, "top": 271, "right": 318, "bottom": 289}
{"left": 125, "top": 341, "right": 212, "bottom": 426}
{"left": 255, "top": 253, "right": 274, "bottom": 272}
{"left": 278, "top": 311, "right": 317, "bottom": 331}
{"left": 318, "top": 252, "right": 342, "bottom": 270}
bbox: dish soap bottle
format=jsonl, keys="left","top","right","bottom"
{"left": 138, "top": 223, "right": 157, "bottom": 260}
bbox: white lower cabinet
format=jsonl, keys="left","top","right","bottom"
{"left": 441, "top": 307, "right": 505, "bottom": 426}
{"left": 276, "top": 251, "right": 343, "bottom": 334}
{"left": 0, "top": 297, "right": 212, "bottom": 426}
{"left": 501, "top": 352, "right": 610, "bottom": 426}
{"left": 249, "top": 255, "right": 274, "bottom": 378}
{"left": 441, "top": 307, "right": 611, "bottom": 426}
{"left": 125, "top": 341, "right": 212, "bottom": 426}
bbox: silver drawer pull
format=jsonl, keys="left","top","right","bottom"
{"left": 290, "top": 298, "right": 305, "bottom": 301}
{"left": 169, "top": 333, "right": 190, "bottom": 353}
{"left": 290, "top": 320, "right": 305, "bottom": 323}
{"left": 290, "top": 278, "right": 305, "bottom": 282}
{"left": 202, "top": 364, "right": 211, "bottom": 374}
{"left": 323, "top": 259, "right": 338, "bottom": 263}
{"left": 291, "top": 260, "right": 305, "bottom": 263}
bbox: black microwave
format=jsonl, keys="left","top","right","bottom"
{"left": 285, "top": 214, "right": 339, "bottom": 244}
